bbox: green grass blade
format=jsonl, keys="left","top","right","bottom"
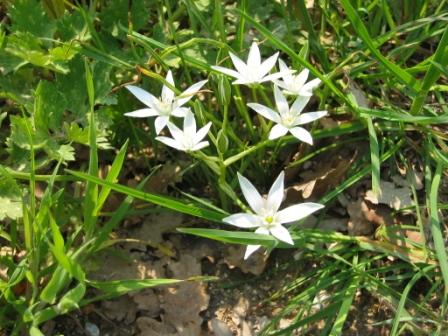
{"left": 428, "top": 162, "right": 448, "bottom": 295}
{"left": 66, "top": 169, "right": 225, "bottom": 222}
{"left": 83, "top": 60, "right": 98, "bottom": 237}
{"left": 94, "top": 140, "right": 128, "bottom": 215}
{"left": 410, "top": 25, "right": 448, "bottom": 114}
{"left": 339, "top": 0, "right": 419, "bottom": 93}
{"left": 366, "top": 116, "right": 381, "bottom": 197}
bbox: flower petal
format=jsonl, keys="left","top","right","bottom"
{"left": 274, "top": 85, "right": 289, "bottom": 116}
{"left": 294, "top": 68, "right": 310, "bottom": 90}
{"left": 161, "top": 70, "right": 175, "bottom": 104}
{"left": 244, "top": 245, "right": 261, "bottom": 260}
{"left": 126, "top": 85, "right": 158, "bottom": 109}
{"left": 247, "top": 103, "right": 280, "bottom": 123}
{"left": 294, "top": 111, "right": 327, "bottom": 125}
{"left": 155, "top": 136, "right": 184, "bottom": 151}
{"left": 258, "top": 52, "right": 279, "bottom": 78}
{"left": 278, "top": 58, "right": 293, "bottom": 84}
{"left": 124, "top": 108, "right": 159, "bottom": 118}
{"left": 166, "top": 121, "right": 184, "bottom": 141}
{"left": 176, "top": 79, "right": 208, "bottom": 106}
{"left": 194, "top": 122, "right": 212, "bottom": 144}
{"left": 191, "top": 141, "right": 209, "bottom": 151}
{"left": 261, "top": 71, "right": 289, "bottom": 82}
{"left": 290, "top": 95, "right": 311, "bottom": 115}
{"left": 183, "top": 110, "right": 197, "bottom": 137}
{"left": 237, "top": 172, "right": 264, "bottom": 214}
{"left": 223, "top": 213, "right": 260, "bottom": 228}
{"left": 171, "top": 107, "right": 189, "bottom": 118}
{"left": 277, "top": 202, "right": 324, "bottom": 224}
{"left": 266, "top": 171, "right": 284, "bottom": 213}
{"left": 154, "top": 116, "right": 169, "bottom": 135}
{"left": 211, "top": 65, "right": 242, "bottom": 80}
{"left": 269, "top": 225, "right": 294, "bottom": 245}
{"left": 269, "top": 124, "right": 289, "bottom": 140}
{"left": 229, "top": 52, "right": 248, "bottom": 74}
{"left": 301, "top": 78, "right": 321, "bottom": 95}
{"left": 290, "top": 126, "right": 313, "bottom": 144}
{"left": 247, "top": 42, "right": 261, "bottom": 67}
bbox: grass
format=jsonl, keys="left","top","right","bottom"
{"left": 0, "top": 0, "right": 448, "bottom": 335}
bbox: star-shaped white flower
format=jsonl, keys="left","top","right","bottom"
{"left": 248, "top": 85, "right": 327, "bottom": 144}
{"left": 274, "top": 59, "right": 322, "bottom": 96}
{"left": 125, "top": 70, "right": 207, "bottom": 134}
{"left": 156, "top": 110, "right": 212, "bottom": 152}
{"left": 223, "top": 171, "right": 324, "bottom": 259}
{"left": 211, "top": 42, "right": 284, "bottom": 85}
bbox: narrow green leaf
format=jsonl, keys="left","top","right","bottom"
{"left": 340, "top": 0, "right": 419, "bottom": 93}
{"left": 88, "top": 278, "right": 183, "bottom": 296}
{"left": 66, "top": 169, "right": 225, "bottom": 222}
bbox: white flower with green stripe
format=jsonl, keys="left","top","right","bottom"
{"left": 223, "top": 171, "right": 324, "bottom": 259}
{"left": 248, "top": 85, "right": 327, "bottom": 144}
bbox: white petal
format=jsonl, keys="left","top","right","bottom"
{"left": 261, "top": 71, "right": 288, "bottom": 83}
{"left": 269, "top": 225, "right": 294, "bottom": 245}
{"left": 154, "top": 116, "right": 169, "bottom": 134}
{"left": 301, "top": 77, "right": 321, "bottom": 94}
{"left": 126, "top": 85, "right": 158, "bottom": 109}
{"left": 278, "top": 59, "right": 293, "bottom": 83}
{"left": 155, "top": 136, "right": 184, "bottom": 151}
{"left": 294, "top": 69, "right": 310, "bottom": 90}
{"left": 183, "top": 111, "right": 196, "bottom": 137}
{"left": 247, "top": 103, "right": 281, "bottom": 123}
{"left": 290, "top": 127, "right": 313, "bottom": 145}
{"left": 274, "top": 85, "right": 289, "bottom": 116}
{"left": 277, "top": 202, "right": 324, "bottom": 224}
{"left": 171, "top": 107, "right": 189, "bottom": 117}
{"left": 255, "top": 227, "right": 269, "bottom": 235}
{"left": 233, "top": 78, "right": 255, "bottom": 85}
{"left": 211, "top": 65, "right": 242, "bottom": 80}
{"left": 237, "top": 172, "right": 264, "bottom": 214}
{"left": 294, "top": 111, "right": 327, "bottom": 125}
{"left": 266, "top": 171, "right": 284, "bottom": 213}
{"left": 176, "top": 79, "right": 208, "bottom": 106}
{"left": 223, "top": 213, "right": 260, "bottom": 228}
{"left": 229, "top": 52, "right": 248, "bottom": 74}
{"left": 273, "top": 79, "right": 288, "bottom": 90}
{"left": 269, "top": 124, "right": 289, "bottom": 140}
{"left": 191, "top": 141, "right": 209, "bottom": 151}
{"left": 244, "top": 245, "right": 261, "bottom": 260}
{"left": 194, "top": 122, "right": 212, "bottom": 144}
{"left": 166, "top": 121, "right": 184, "bottom": 141}
{"left": 161, "top": 70, "right": 175, "bottom": 104}
{"left": 290, "top": 95, "right": 311, "bottom": 115}
{"left": 258, "top": 52, "right": 279, "bottom": 78}
{"left": 124, "top": 108, "right": 159, "bottom": 118}
{"left": 247, "top": 42, "right": 261, "bottom": 67}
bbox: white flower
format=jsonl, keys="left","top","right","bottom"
{"left": 274, "top": 59, "right": 322, "bottom": 96}
{"left": 211, "top": 42, "right": 285, "bottom": 85}
{"left": 156, "top": 110, "right": 211, "bottom": 152}
{"left": 125, "top": 70, "right": 207, "bottom": 134}
{"left": 223, "top": 171, "right": 324, "bottom": 259}
{"left": 247, "top": 85, "right": 327, "bottom": 144}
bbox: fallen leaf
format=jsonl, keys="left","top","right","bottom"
{"left": 136, "top": 317, "right": 178, "bottom": 336}
{"left": 223, "top": 245, "right": 267, "bottom": 276}
{"left": 208, "top": 318, "right": 233, "bottom": 336}
{"left": 365, "top": 180, "right": 413, "bottom": 210}
{"left": 102, "top": 295, "right": 137, "bottom": 324}
{"left": 347, "top": 200, "right": 375, "bottom": 236}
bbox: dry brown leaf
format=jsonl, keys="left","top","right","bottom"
{"left": 347, "top": 200, "right": 375, "bottom": 236}
{"left": 130, "top": 288, "right": 160, "bottom": 317}
{"left": 136, "top": 317, "right": 178, "bottom": 336}
{"left": 365, "top": 180, "right": 413, "bottom": 210}
{"left": 223, "top": 245, "right": 267, "bottom": 276}
{"left": 161, "top": 255, "right": 209, "bottom": 335}
{"left": 145, "top": 161, "right": 185, "bottom": 194}
{"left": 286, "top": 152, "right": 356, "bottom": 200}
{"left": 208, "top": 318, "right": 233, "bottom": 336}
{"left": 102, "top": 295, "right": 137, "bottom": 324}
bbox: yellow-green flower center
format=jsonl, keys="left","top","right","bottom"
{"left": 265, "top": 216, "right": 274, "bottom": 224}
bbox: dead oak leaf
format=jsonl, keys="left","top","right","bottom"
{"left": 365, "top": 180, "right": 413, "bottom": 210}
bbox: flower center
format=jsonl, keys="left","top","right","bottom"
{"left": 265, "top": 216, "right": 274, "bottom": 224}
{"left": 181, "top": 135, "right": 194, "bottom": 150}
{"left": 157, "top": 100, "right": 172, "bottom": 116}
{"left": 281, "top": 113, "right": 295, "bottom": 127}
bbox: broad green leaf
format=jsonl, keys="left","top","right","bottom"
{"left": 8, "top": 0, "right": 55, "bottom": 38}
{"left": 0, "top": 167, "right": 22, "bottom": 220}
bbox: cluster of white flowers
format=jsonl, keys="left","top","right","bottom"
{"left": 125, "top": 42, "right": 326, "bottom": 259}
